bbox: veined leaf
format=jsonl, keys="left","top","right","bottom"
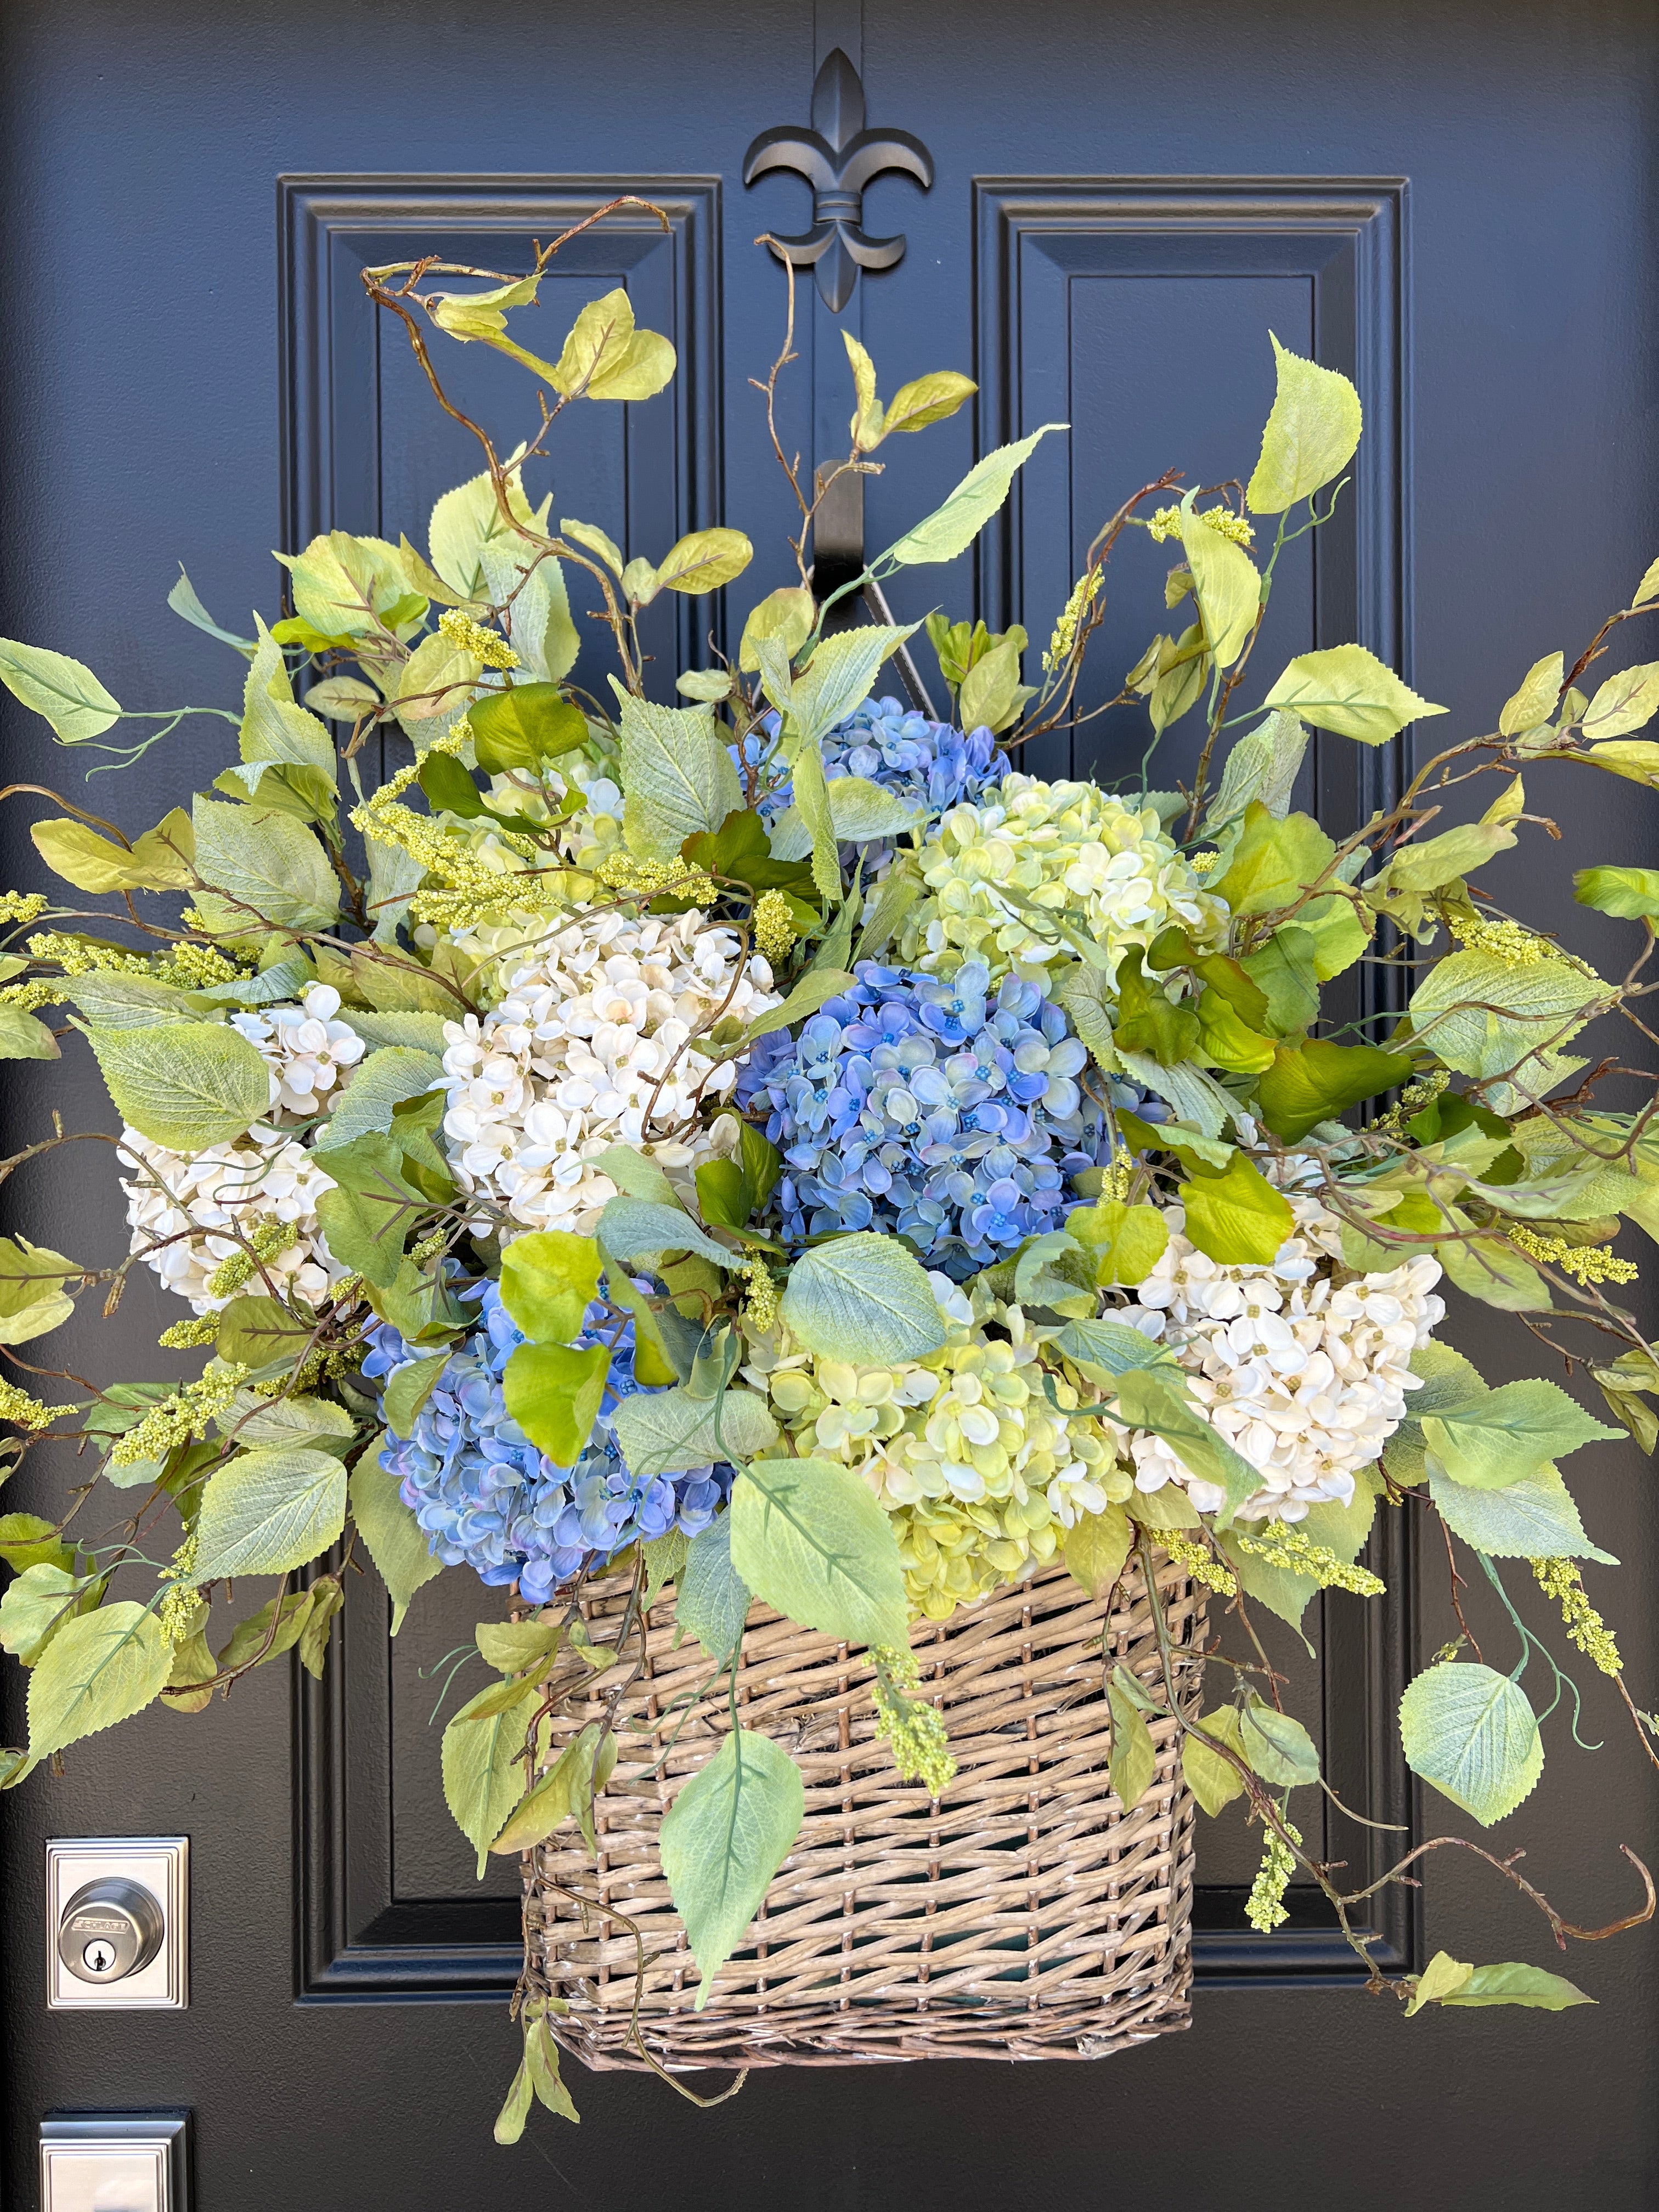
{"left": 1263, "top": 645, "right": 1447, "bottom": 746}
{"left": 780, "top": 1233, "right": 947, "bottom": 1365}
{"left": 442, "top": 1673, "right": 540, "bottom": 1876}
{"left": 611, "top": 1386, "right": 777, "bottom": 1480}
{"left": 1422, "top": 1378, "right": 1621, "bottom": 1488}
{"left": 89, "top": 1021, "right": 272, "bottom": 1151}
{"left": 1063, "top": 1501, "right": 1133, "bottom": 1600}
{"left": 882, "top": 424, "right": 1064, "bottom": 568}
{"left": 1429, "top": 1462, "right": 1614, "bottom": 1564}
{"left": 1400, "top": 1661, "right": 1543, "bottom": 1826}
{"left": 617, "top": 692, "right": 744, "bottom": 860}
{"left": 659, "top": 1726, "right": 805, "bottom": 2007}
{"left": 502, "top": 1341, "right": 608, "bottom": 1467}
{"left": 1246, "top": 334, "right": 1363, "bottom": 514}
{"left": 1178, "top": 1150, "right": 1295, "bottom": 1265}
{"left": 676, "top": 1512, "right": 752, "bottom": 1663}
{"left": 1107, "top": 1673, "right": 1157, "bottom": 1810}
{"left": 0, "top": 637, "right": 122, "bottom": 746}
{"left": 499, "top": 1229, "right": 603, "bottom": 1345}
{"left": 27, "top": 1602, "right": 173, "bottom": 1756}
{"left": 348, "top": 1455, "right": 442, "bottom": 1633}
{"left": 730, "top": 1455, "right": 907, "bottom": 1649}
{"left": 192, "top": 1446, "right": 348, "bottom": 1579}
{"left": 1179, "top": 501, "right": 1260, "bottom": 668}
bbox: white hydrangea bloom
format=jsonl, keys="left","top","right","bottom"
{"left": 1110, "top": 1177, "right": 1444, "bottom": 1523}
{"left": 902, "top": 773, "right": 1224, "bottom": 981}
{"left": 229, "top": 984, "right": 367, "bottom": 1120}
{"left": 120, "top": 1124, "right": 348, "bottom": 1313}
{"left": 438, "top": 905, "right": 781, "bottom": 1239}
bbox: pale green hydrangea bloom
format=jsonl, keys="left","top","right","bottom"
{"left": 901, "top": 772, "right": 1224, "bottom": 983}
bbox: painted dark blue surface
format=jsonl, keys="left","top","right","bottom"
{"left": 2, "top": 2, "right": 1657, "bottom": 2205}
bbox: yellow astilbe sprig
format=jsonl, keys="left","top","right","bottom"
{"left": 1374, "top": 1068, "right": 1449, "bottom": 1139}
{"left": 1530, "top": 1556, "right": 1622, "bottom": 1676}
{"left": 741, "top": 1255, "right": 779, "bottom": 1332}
{"left": 1245, "top": 1814, "right": 1303, "bottom": 1933}
{"left": 595, "top": 851, "right": 718, "bottom": 905}
{"left": 1163, "top": 1528, "right": 1238, "bottom": 1596}
{"left": 159, "top": 1315, "right": 222, "bottom": 1350}
{"left": 109, "top": 1363, "right": 249, "bottom": 1468}
{"left": 438, "top": 607, "right": 519, "bottom": 671}
{"left": 204, "top": 1219, "right": 301, "bottom": 1304}
{"left": 1233, "top": 1520, "right": 1386, "bottom": 1598}
{"left": 1449, "top": 910, "right": 1599, "bottom": 981}
{"left": 871, "top": 1644, "right": 957, "bottom": 1798}
{"left": 1042, "top": 564, "right": 1104, "bottom": 675}
{"left": 752, "top": 889, "right": 797, "bottom": 967}
{"left": 1146, "top": 504, "right": 1254, "bottom": 546}
{"left": 0, "top": 1379, "right": 60, "bottom": 1432}
{"left": 1506, "top": 1224, "right": 1638, "bottom": 1287}
{"left": 156, "top": 1532, "right": 202, "bottom": 1644}
{"left": 0, "top": 890, "right": 49, "bottom": 924}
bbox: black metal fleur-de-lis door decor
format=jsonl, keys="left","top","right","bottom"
{"left": 743, "top": 47, "right": 933, "bottom": 314}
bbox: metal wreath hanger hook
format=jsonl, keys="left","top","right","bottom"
{"left": 743, "top": 48, "right": 934, "bottom": 313}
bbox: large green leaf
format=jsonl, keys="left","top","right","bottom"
{"left": 676, "top": 1512, "right": 753, "bottom": 1663}
{"left": 348, "top": 1455, "right": 442, "bottom": 1633}
{"left": 1406, "top": 950, "right": 1612, "bottom": 1081}
{"left": 769, "top": 625, "right": 921, "bottom": 752}
{"left": 428, "top": 463, "right": 546, "bottom": 601}
{"left": 1255, "top": 1036, "right": 1413, "bottom": 1144}
{"left": 1575, "top": 864, "right": 1659, "bottom": 921}
{"left": 0, "top": 637, "right": 122, "bottom": 746}
{"left": 90, "top": 1021, "right": 272, "bottom": 1150}
{"left": 503, "top": 1341, "right": 608, "bottom": 1467}
{"left": 1210, "top": 802, "right": 1336, "bottom": 918}
{"left": 730, "top": 1455, "right": 907, "bottom": 1649}
{"left": 1246, "top": 334, "right": 1364, "bottom": 514}
{"left": 1436, "top": 1960, "right": 1594, "bottom": 2011}
{"left": 313, "top": 1133, "right": 426, "bottom": 1287}
{"left": 31, "top": 812, "right": 195, "bottom": 894}
{"left": 596, "top": 1195, "right": 734, "bottom": 1269}
{"left": 1178, "top": 1150, "right": 1295, "bottom": 1265}
{"left": 1113, "top": 1365, "right": 1261, "bottom": 1526}
{"left": 547, "top": 287, "right": 676, "bottom": 401}
{"left": 192, "top": 1446, "right": 348, "bottom": 1579}
{"left": 27, "top": 1602, "right": 173, "bottom": 1756}
{"left": 0, "top": 1563, "right": 94, "bottom": 1666}
{"left": 233, "top": 618, "right": 338, "bottom": 813}
{"left": 617, "top": 693, "right": 744, "bottom": 861}
{"left": 610, "top": 1386, "right": 777, "bottom": 1480}
{"left": 1262, "top": 645, "right": 1447, "bottom": 745}
{"left": 882, "top": 424, "right": 1064, "bottom": 568}
{"left": 780, "top": 1233, "right": 946, "bottom": 1365}
{"left": 0, "top": 1235, "right": 80, "bottom": 1344}
{"left": 191, "top": 797, "right": 340, "bottom": 936}
{"left": 442, "top": 1674, "right": 540, "bottom": 1876}
{"left": 275, "top": 531, "right": 416, "bottom": 641}
{"left": 1421, "top": 1378, "right": 1621, "bottom": 1488}
{"left": 791, "top": 737, "right": 841, "bottom": 903}
{"left": 314, "top": 1047, "right": 444, "bottom": 1153}
{"left": 498, "top": 1229, "right": 603, "bottom": 1344}
{"left": 659, "top": 1726, "right": 805, "bottom": 2007}
{"left": 489, "top": 1724, "right": 618, "bottom": 1856}
{"left": 1399, "top": 1661, "right": 1543, "bottom": 1826}
{"left": 1064, "top": 1200, "right": 1169, "bottom": 1287}
{"left": 1429, "top": 1462, "right": 1614, "bottom": 1562}
{"left": 469, "top": 683, "right": 586, "bottom": 774}
{"left": 1107, "top": 1673, "right": 1157, "bottom": 1810}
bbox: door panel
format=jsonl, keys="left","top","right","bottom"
{"left": 3, "top": 1, "right": 1658, "bottom": 2204}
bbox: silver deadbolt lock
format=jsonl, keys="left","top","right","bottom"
{"left": 58, "top": 1876, "right": 165, "bottom": 1984}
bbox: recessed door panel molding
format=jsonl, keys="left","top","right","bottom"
{"left": 278, "top": 176, "right": 724, "bottom": 700}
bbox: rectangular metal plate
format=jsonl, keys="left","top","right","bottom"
{"left": 46, "top": 1839, "right": 189, "bottom": 2010}
{"left": 40, "top": 2114, "right": 190, "bottom": 2212}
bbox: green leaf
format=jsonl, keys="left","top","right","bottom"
{"left": 659, "top": 1726, "right": 805, "bottom": 2008}
{"left": 1255, "top": 1037, "right": 1413, "bottom": 1144}
{"left": 1499, "top": 652, "right": 1565, "bottom": 737}
{"left": 475, "top": 1617, "right": 562, "bottom": 1674}
{"left": 1429, "top": 1462, "right": 1613, "bottom": 1563}
{"left": 313, "top": 1046, "right": 443, "bottom": 1153}
{"left": 0, "top": 1563, "right": 94, "bottom": 1666}
{"left": 442, "top": 1674, "right": 539, "bottom": 1876}
{"left": 499, "top": 1230, "right": 603, "bottom": 1344}
{"left": 559, "top": 515, "right": 624, "bottom": 579}
{"left": 597, "top": 1194, "right": 734, "bottom": 1269}
{"left": 490, "top": 1724, "right": 618, "bottom": 1855}
{"left": 1210, "top": 802, "right": 1336, "bottom": 918}
{"left": 222, "top": 1390, "right": 356, "bottom": 1451}
{"left": 1422, "top": 1378, "right": 1621, "bottom": 1488}
{"left": 168, "top": 566, "right": 256, "bottom": 653}
{"left": 880, "top": 370, "right": 977, "bottom": 438}
{"left": 0, "top": 637, "right": 122, "bottom": 746}
{"left": 0, "top": 1511, "right": 73, "bottom": 1571}
{"left": 27, "top": 1602, "right": 173, "bottom": 1756}
{"left": 780, "top": 1232, "right": 947, "bottom": 1365}
{"left": 1582, "top": 661, "right": 1659, "bottom": 740}
{"left": 192, "top": 1446, "right": 348, "bottom": 1579}
{"left": 730, "top": 1455, "right": 908, "bottom": 1649}
{"left": 738, "top": 586, "right": 816, "bottom": 675}
{"left": 1178, "top": 503, "right": 1260, "bottom": 668}
{"left": 424, "top": 464, "right": 546, "bottom": 601}
{"left": 0, "top": 1006, "right": 57, "bottom": 1062}
{"left": 494, "top": 2059, "right": 534, "bottom": 2147}
{"left": 31, "top": 812, "right": 195, "bottom": 894}
{"left": 1399, "top": 1660, "right": 1543, "bottom": 1825}
{"left": 547, "top": 288, "right": 676, "bottom": 401}
{"left": 772, "top": 625, "right": 921, "bottom": 751}
{"left": 503, "top": 1341, "right": 608, "bottom": 1467}
{"left": 1054, "top": 1314, "right": 1182, "bottom": 1383}
{"left": 736, "top": 967, "right": 856, "bottom": 1049}
{"left": 1262, "top": 645, "right": 1447, "bottom": 745}
{"left": 882, "top": 424, "right": 1064, "bottom": 568}
{"left": 643, "top": 1526, "right": 690, "bottom": 1611}
{"left": 1237, "top": 1692, "right": 1320, "bottom": 1786}
{"left": 1403, "top": 1948, "right": 1477, "bottom": 2015}
{"left": 1574, "top": 865, "right": 1659, "bottom": 921}
{"left": 616, "top": 693, "right": 744, "bottom": 861}
{"left": 676, "top": 1512, "right": 752, "bottom": 1662}
{"left": 1439, "top": 1961, "right": 1595, "bottom": 2011}
{"left": 1208, "top": 710, "right": 1308, "bottom": 832}
{"left": 234, "top": 618, "right": 338, "bottom": 810}
{"left": 0, "top": 1236, "right": 76, "bottom": 1346}
{"left": 792, "top": 737, "right": 842, "bottom": 904}
{"left": 469, "top": 683, "right": 587, "bottom": 773}
{"left": 1181, "top": 1705, "right": 1250, "bottom": 1816}
{"left": 1579, "top": 738, "right": 1659, "bottom": 788}
{"left": 313, "top": 1134, "right": 426, "bottom": 1287}
{"left": 1246, "top": 334, "right": 1363, "bottom": 514}
{"left": 842, "top": 330, "right": 884, "bottom": 445}
{"left": 214, "top": 1292, "right": 315, "bottom": 1370}
{"left": 1178, "top": 1150, "right": 1295, "bottom": 1265}
{"left": 1064, "top": 1201, "right": 1169, "bottom": 1286}
{"left": 348, "top": 1454, "right": 442, "bottom": 1633}
{"left": 275, "top": 531, "right": 419, "bottom": 642}
{"left": 191, "top": 798, "right": 340, "bottom": 936}
{"left": 1406, "top": 950, "right": 1612, "bottom": 1082}
{"left": 1113, "top": 1365, "right": 1261, "bottom": 1526}
{"left": 1062, "top": 1501, "right": 1133, "bottom": 1599}
{"left": 1107, "top": 1672, "right": 1158, "bottom": 1810}
{"left": 89, "top": 1022, "right": 271, "bottom": 1150}
{"left": 610, "top": 1386, "right": 777, "bottom": 1480}
{"left": 652, "top": 528, "right": 754, "bottom": 596}
{"left": 215, "top": 1587, "right": 314, "bottom": 1672}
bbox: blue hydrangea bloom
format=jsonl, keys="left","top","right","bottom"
{"left": 736, "top": 958, "right": 1161, "bottom": 1276}
{"left": 730, "top": 696, "right": 1005, "bottom": 828}
{"left": 366, "top": 1282, "right": 731, "bottom": 1604}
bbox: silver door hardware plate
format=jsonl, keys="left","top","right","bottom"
{"left": 40, "top": 2113, "right": 190, "bottom": 2212}
{"left": 46, "top": 1839, "right": 188, "bottom": 2010}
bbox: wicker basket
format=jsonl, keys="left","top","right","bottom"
{"left": 526, "top": 1548, "right": 1203, "bottom": 2072}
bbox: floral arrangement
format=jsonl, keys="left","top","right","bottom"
{"left": 2, "top": 202, "right": 1657, "bottom": 2136}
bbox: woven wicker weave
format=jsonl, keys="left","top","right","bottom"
{"left": 525, "top": 1548, "right": 1203, "bottom": 2071}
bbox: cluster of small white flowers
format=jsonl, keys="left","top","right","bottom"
{"left": 229, "top": 985, "right": 367, "bottom": 1120}
{"left": 902, "top": 773, "right": 1224, "bottom": 982}
{"left": 1111, "top": 1181, "right": 1444, "bottom": 1522}
{"left": 438, "top": 906, "right": 782, "bottom": 1239}
{"left": 120, "top": 1124, "right": 348, "bottom": 1313}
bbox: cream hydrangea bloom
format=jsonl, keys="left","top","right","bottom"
{"left": 229, "top": 984, "right": 366, "bottom": 1119}
{"left": 901, "top": 773, "right": 1223, "bottom": 982}
{"left": 1109, "top": 1175, "right": 1444, "bottom": 1523}
{"left": 745, "top": 1280, "right": 1133, "bottom": 1621}
{"left": 438, "top": 905, "right": 781, "bottom": 1239}
{"left": 120, "top": 1124, "right": 348, "bottom": 1313}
